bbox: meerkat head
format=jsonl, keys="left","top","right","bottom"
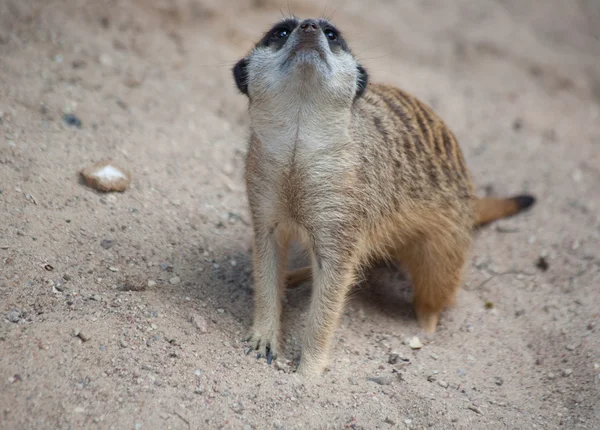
{"left": 232, "top": 18, "right": 368, "bottom": 105}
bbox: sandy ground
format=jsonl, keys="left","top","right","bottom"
{"left": 1, "top": 0, "right": 599, "bottom": 429}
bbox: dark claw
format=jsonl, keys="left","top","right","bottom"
{"left": 267, "top": 351, "right": 273, "bottom": 365}
{"left": 256, "top": 353, "right": 262, "bottom": 360}
{"left": 246, "top": 347, "right": 253, "bottom": 355}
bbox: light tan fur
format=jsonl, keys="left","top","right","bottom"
{"left": 234, "top": 18, "right": 535, "bottom": 376}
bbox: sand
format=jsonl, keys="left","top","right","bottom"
{"left": 1, "top": 0, "right": 599, "bottom": 428}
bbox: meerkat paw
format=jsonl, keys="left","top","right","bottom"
{"left": 245, "top": 327, "right": 279, "bottom": 365}
{"left": 416, "top": 310, "right": 440, "bottom": 334}
{"left": 296, "top": 351, "right": 329, "bottom": 377}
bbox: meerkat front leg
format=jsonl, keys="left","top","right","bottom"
{"left": 246, "top": 226, "right": 289, "bottom": 363}
{"left": 297, "top": 252, "right": 357, "bottom": 376}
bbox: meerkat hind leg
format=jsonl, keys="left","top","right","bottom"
{"left": 399, "top": 235, "right": 467, "bottom": 334}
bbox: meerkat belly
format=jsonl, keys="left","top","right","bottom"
{"left": 254, "top": 137, "right": 358, "bottom": 236}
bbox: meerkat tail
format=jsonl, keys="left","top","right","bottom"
{"left": 286, "top": 266, "right": 312, "bottom": 287}
{"left": 475, "top": 195, "right": 536, "bottom": 227}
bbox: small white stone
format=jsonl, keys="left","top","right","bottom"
{"left": 408, "top": 336, "right": 423, "bottom": 350}
{"left": 169, "top": 277, "right": 181, "bottom": 285}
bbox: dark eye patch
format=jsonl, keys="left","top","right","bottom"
{"left": 257, "top": 18, "right": 299, "bottom": 50}
{"left": 318, "top": 21, "right": 350, "bottom": 52}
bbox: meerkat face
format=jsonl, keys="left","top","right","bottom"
{"left": 233, "top": 18, "right": 368, "bottom": 104}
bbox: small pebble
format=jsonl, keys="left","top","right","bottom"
{"left": 408, "top": 336, "right": 423, "bottom": 350}
{"left": 190, "top": 315, "right": 208, "bottom": 333}
{"left": 108, "top": 266, "right": 119, "bottom": 272}
{"left": 368, "top": 376, "right": 392, "bottom": 386}
{"left": 7, "top": 310, "right": 21, "bottom": 323}
{"left": 494, "top": 376, "right": 504, "bottom": 386}
{"left": 147, "top": 280, "right": 157, "bottom": 288}
{"left": 100, "top": 239, "right": 114, "bottom": 250}
{"left": 547, "top": 372, "right": 556, "bottom": 380}
{"left": 468, "top": 405, "right": 482, "bottom": 415}
{"left": 566, "top": 344, "right": 577, "bottom": 351}
{"left": 169, "top": 277, "right": 181, "bottom": 285}
{"left": 63, "top": 113, "right": 82, "bottom": 128}
{"left": 120, "top": 339, "right": 129, "bottom": 348}
{"left": 194, "top": 384, "right": 204, "bottom": 394}
{"left": 388, "top": 353, "right": 399, "bottom": 364}
{"left": 535, "top": 256, "right": 549, "bottom": 271}
{"left": 78, "top": 331, "right": 92, "bottom": 342}
{"left": 438, "top": 380, "right": 449, "bottom": 388}
{"left": 231, "top": 402, "right": 244, "bottom": 413}
{"left": 563, "top": 368, "right": 573, "bottom": 377}
{"left": 217, "top": 308, "right": 225, "bottom": 314}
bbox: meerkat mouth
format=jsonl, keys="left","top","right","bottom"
{"left": 287, "top": 42, "right": 328, "bottom": 70}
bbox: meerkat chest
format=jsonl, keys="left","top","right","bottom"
{"left": 249, "top": 117, "right": 356, "bottom": 221}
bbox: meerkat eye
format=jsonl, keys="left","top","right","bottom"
{"left": 324, "top": 29, "right": 337, "bottom": 41}
{"left": 272, "top": 27, "right": 290, "bottom": 39}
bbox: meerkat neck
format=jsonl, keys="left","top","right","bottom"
{"left": 249, "top": 98, "right": 352, "bottom": 156}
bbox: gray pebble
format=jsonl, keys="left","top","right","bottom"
{"left": 194, "top": 384, "right": 204, "bottom": 394}
{"left": 100, "top": 239, "right": 114, "bottom": 250}
{"left": 190, "top": 314, "right": 208, "bottom": 333}
{"left": 7, "top": 310, "right": 21, "bottom": 323}
{"left": 368, "top": 376, "right": 392, "bottom": 386}
{"left": 120, "top": 339, "right": 129, "bottom": 348}
{"left": 438, "top": 380, "right": 449, "bottom": 388}
{"left": 231, "top": 402, "right": 244, "bottom": 413}
{"left": 78, "top": 331, "right": 92, "bottom": 342}
{"left": 388, "top": 353, "right": 399, "bottom": 364}
{"left": 169, "top": 277, "right": 181, "bottom": 285}
{"left": 468, "top": 405, "right": 482, "bottom": 415}
{"left": 563, "top": 368, "right": 573, "bottom": 377}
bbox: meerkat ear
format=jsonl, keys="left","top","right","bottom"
{"left": 355, "top": 64, "right": 368, "bottom": 99}
{"left": 232, "top": 58, "right": 249, "bottom": 96}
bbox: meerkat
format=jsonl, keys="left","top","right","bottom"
{"left": 232, "top": 17, "right": 535, "bottom": 377}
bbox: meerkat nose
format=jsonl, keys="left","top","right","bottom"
{"left": 300, "top": 19, "right": 319, "bottom": 32}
